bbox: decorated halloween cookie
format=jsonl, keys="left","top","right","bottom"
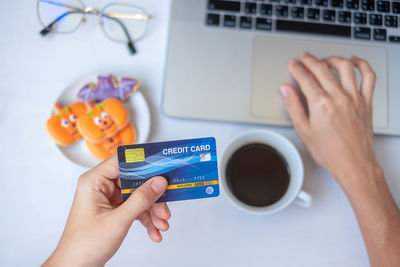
{"left": 77, "top": 98, "right": 129, "bottom": 144}
{"left": 46, "top": 102, "right": 86, "bottom": 146}
{"left": 86, "top": 123, "right": 137, "bottom": 160}
{"left": 77, "top": 75, "right": 140, "bottom": 102}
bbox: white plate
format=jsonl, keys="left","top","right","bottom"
{"left": 54, "top": 75, "right": 151, "bottom": 168}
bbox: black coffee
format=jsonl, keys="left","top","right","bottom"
{"left": 226, "top": 143, "right": 290, "bottom": 207}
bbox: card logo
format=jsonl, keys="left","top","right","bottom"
{"left": 125, "top": 148, "right": 145, "bottom": 163}
{"left": 200, "top": 152, "right": 211, "bottom": 162}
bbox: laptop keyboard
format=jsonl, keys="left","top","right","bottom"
{"left": 206, "top": 0, "right": 400, "bottom": 43}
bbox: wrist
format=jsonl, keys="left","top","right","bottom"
{"left": 44, "top": 244, "right": 105, "bottom": 267}
{"left": 335, "top": 163, "right": 385, "bottom": 197}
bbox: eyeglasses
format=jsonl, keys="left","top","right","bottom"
{"left": 36, "top": 0, "right": 151, "bottom": 55}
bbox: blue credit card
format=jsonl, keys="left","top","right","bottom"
{"left": 117, "top": 137, "right": 220, "bottom": 203}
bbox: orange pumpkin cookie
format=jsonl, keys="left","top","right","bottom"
{"left": 77, "top": 98, "right": 129, "bottom": 144}
{"left": 86, "top": 123, "right": 137, "bottom": 160}
{"left": 46, "top": 102, "right": 86, "bottom": 146}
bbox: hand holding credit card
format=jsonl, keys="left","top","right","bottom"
{"left": 118, "top": 137, "right": 220, "bottom": 202}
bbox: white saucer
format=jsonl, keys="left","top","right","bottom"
{"left": 54, "top": 75, "right": 151, "bottom": 168}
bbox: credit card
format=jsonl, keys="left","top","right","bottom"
{"left": 117, "top": 137, "right": 220, "bottom": 203}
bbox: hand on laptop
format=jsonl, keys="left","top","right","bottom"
{"left": 280, "top": 53, "right": 379, "bottom": 188}
{"left": 281, "top": 53, "right": 400, "bottom": 267}
{"left": 43, "top": 155, "right": 171, "bottom": 267}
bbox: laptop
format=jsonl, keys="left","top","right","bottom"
{"left": 163, "top": 0, "right": 400, "bottom": 136}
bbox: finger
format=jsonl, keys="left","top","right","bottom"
{"left": 86, "top": 154, "right": 119, "bottom": 180}
{"left": 151, "top": 203, "right": 171, "bottom": 220}
{"left": 137, "top": 211, "right": 162, "bottom": 242}
{"left": 94, "top": 176, "right": 118, "bottom": 200}
{"left": 113, "top": 176, "right": 168, "bottom": 225}
{"left": 350, "top": 56, "right": 376, "bottom": 107}
{"left": 280, "top": 83, "right": 309, "bottom": 138}
{"left": 150, "top": 208, "right": 170, "bottom": 232}
{"left": 288, "top": 59, "right": 323, "bottom": 101}
{"left": 324, "top": 56, "right": 358, "bottom": 97}
{"left": 300, "top": 53, "right": 341, "bottom": 95}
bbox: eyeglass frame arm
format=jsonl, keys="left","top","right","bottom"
{"left": 39, "top": 10, "right": 82, "bottom": 35}
{"left": 102, "top": 14, "right": 137, "bottom": 54}
{"left": 39, "top": 10, "right": 137, "bottom": 54}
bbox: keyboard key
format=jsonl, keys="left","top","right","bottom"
{"left": 206, "top": 13, "right": 220, "bottom": 25}
{"left": 331, "top": 0, "right": 344, "bottom": 8}
{"left": 354, "top": 26, "right": 370, "bottom": 39}
{"left": 284, "top": 0, "right": 297, "bottom": 3}
{"left": 300, "top": 0, "right": 313, "bottom": 5}
{"left": 256, "top": 17, "right": 273, "bottom": 30}
{"left": 269, "top": 0, "right": 281, "bottom": 2}
{"left": 224, "top": 15, "right": 236, "bottom": 27}
{"left": 361, "top": 0, "right": 375, "bottom": 11}
{"left": 291, "top": 7, "right": 305, "bottom": 18}
{"left": 276, "top": 20, "right": 351, "bottom": 37}
{"left": 393, "top": 2, "right": 400, "bottom": 14}
{"left": 244, "top": 2, "right": 257, "bottom": 14}
{"left": 389, "top": 36, "right": 400, "bottom": 42}
{"left": 354, "top": 12, "right": 367, "bottom": 24}
{"left": 369, "top": 14, "right": 382, "bottom": 25}
{"left": 377, "top": 1, "right": 390, "bottom": 12}
{"left": 307, "top": 8, "right": 320, "bottom": 20}
{"left": 276, "top": 5, "right": 289, "bottom": 17}
{"left": 385, "top": 15, "right": 398, "bottom": 27}
{"left": 323, "top": 9, "right": 336, "bottom": 21}
{"left": 260, "top": 4, "right": 273, "bottom": 15}
{"left": 338, "top": 11, "right": 351, "bottom": 22}
{"left": 315, "top": 0, "right": 328, "bottom": 6}
{"left": 208, "top": 0, "right": 241, "bottom": 12}
{"left": 373, "top": 28, "right": 386, "bottom": 41}
{"left": 240, "top": 16, "right": 252, "bottom": 29}
{"left": 346, "top": 0, "right": 359, "bottom": 9}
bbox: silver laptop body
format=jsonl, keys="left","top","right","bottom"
{"left": 163, "top": 0, "right": 400, "bottom": 135}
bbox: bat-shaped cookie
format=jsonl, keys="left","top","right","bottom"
{"left": 77, "top": 75, "right": 140, "bottom": 102}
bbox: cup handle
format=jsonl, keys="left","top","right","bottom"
{"left": 294, "top": 190, "right": 312, "bottom": 207}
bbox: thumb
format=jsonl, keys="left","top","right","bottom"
{"left": 114, "top": 176, "right": 168, "bottom": 225}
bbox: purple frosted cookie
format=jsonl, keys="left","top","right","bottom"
{"left": 77, "top": 75, "right": 140, "bottom": 102}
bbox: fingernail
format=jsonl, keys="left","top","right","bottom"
{"left": 289, "top": 59, "right": 298, "bottom": 66}
{"left": 280, "top": 85, "right": 290, "bottom": 97}
{"left": 151, "top": 177, "right": 167, "bottom": 195}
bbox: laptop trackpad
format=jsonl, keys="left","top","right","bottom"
{"left": 251, "top": 36, "right": 387, "bottom": 128}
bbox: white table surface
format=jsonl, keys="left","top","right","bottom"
{"left": 1, "top": 1, "right": 399, "bottom": 266}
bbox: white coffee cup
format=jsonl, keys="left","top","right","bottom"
{"left": 220, "top": 130, "right": 311, "bottom": 215}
